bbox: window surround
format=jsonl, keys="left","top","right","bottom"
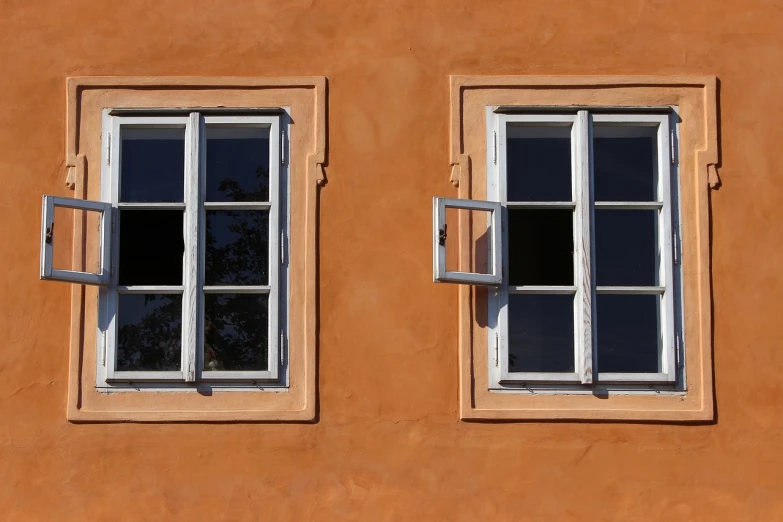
{"left": 448, "top": 75, "right": 719, "bottom": 422}
{"left": 62, "top": 76, "right": 325, "bottom": 422}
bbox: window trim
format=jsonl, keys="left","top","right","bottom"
{"left": 487, "top": 109, "right": 680, "bottom": 390}
{"left": 97, "top": 110, "right": 287, "bottom": 388}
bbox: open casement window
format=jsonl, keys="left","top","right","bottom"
{"left": 484, "top": 110, "right": 681, "bottom": 389}
{"left": 433, "top": 197, "right": 502, "bottom": 285}
{"left": 40, "top": 195, "right": 111, "bottom": 284}
{"left": 45, "top": 109, "right": 289, "bottom": 388}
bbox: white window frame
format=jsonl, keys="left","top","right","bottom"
{"left": 40, "top": 195, "right": 112, "bottom": 285}
{"left": 92, "top": 110, "right": 288, "bottom": 388}
{"left": 483, "top": 109, "right": 680, "bottom": 390}
{"left": 433, "top": 197, "right": 502, "bottom": 285}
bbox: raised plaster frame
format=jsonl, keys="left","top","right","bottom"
{"left": 449, "top": 75, "right": 719, "bottom": 422}
{"left": 64, "top": 76, "right": 326, "bottom": 422}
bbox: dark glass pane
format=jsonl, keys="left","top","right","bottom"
{"left": 508, "top": 294, "right": 574, "bottom": 373}
{"left": 595, "top": 209, "right": 658, "bottom": 286}
{"left": 597, "top": 294, "right": 660, "bottom": 373}
{"left": 117, "top": 294, "right": 182, "bottom": 371}
{"left": 206, "top": 126, "right": 270, "bottom": 202}
{"left": 593, "top": 127, "right": 657, "bottom": 202}
{"left": 507, "top": 125, "right": 572, "bottom": 202}
{"left": 508, "top": 209, "right": 573, "bottom": 286}
{"left": 204, "top": 293, "right": 269, "bottom": 371}
{"left": 205, "top": 210, "right": 269, "bottom": 286}
{"left": 118, "top": 210, "right": 183, "bottom": 286}
{"left": 120, "top": 127, "right": 185, "bottom": 202}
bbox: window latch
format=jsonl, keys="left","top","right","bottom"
{"left": 44, "top": 222, "right": 54, "bottom": 244}
{"left": 438, "top": 224, "right": 447, "bottom": 246}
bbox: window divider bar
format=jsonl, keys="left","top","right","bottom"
{"left": 117, "top": 202, "right": 186, "bottom": 210}
{"left": 575, "top": 110, "right": 594, "bottom": 385}
{"left": 182, "top": 112, "right": 201, "bottom": 383}
{"left": 203, "top": 285, "right": 272, "bottom": 294}
{"left": 203, "top": 201, "right": 272, "bottom": 210}
{"left": 507, "top": 201, "right": 575, "bottom": 209}
{"left": 117, "top": 286, "right": 185, "bottom": 294}
{"left": 596, "top": 286, "right": 665, "bottom": 295}
{"left": 594, "top": 201, "right": 663, "bottom": 210}
{"left": 508, "top": 286, "right": 577, "bottom": 294}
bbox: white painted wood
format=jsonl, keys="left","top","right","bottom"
{"left": 117, "top": 202, "right": 186, "bottom": 210}
{"left": 590, "top": 113, "right": 677, "bottom": 384}
{"left": 507, "top": 201, "right": 575, "bottom": 209}
{"left": 102, "top": 115, "right": 188, "bottom": 384}
{"left": 487, "top": 109, "right": 682, "bottom": 390}
{"left": 596, "top": 286, "right": 665, "bottom": 295}
{"left": 508, "top": 285, "right": 577, "bottom": 294}
{"left": 202, "top": 201, "right": 271, "bottom": 210}
{"left": 40, "top": 195, "right": 112, "bottom": 285}
{"left": 594, "top": 201, "right": 663, "bottom": 209}
{"left": 202, "top": 285, "right": 271, "bottom": 294}
{"left": 597, "top": 372, "right": 672, "bottom": 383}
{"left": 502, "top": 372, "right": 582, "bottom": 383}
{"left": 575, "top": 110, "right": 593, "bottom": 384}
{"left": 182, "top": 112, "right": 200, "bottom": 382}
{"left": 117, "top": 286, "right": 184, "bottom": 293}
{"left": 433, "top": 197, "right": 502, "bottom": 286}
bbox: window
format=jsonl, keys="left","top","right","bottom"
{"left": 445, "top": 75, "right": 717, "bottom": 421}
{"left": 45, "top": 111, "right": 288, "bottom": 388}
{"left": 487, "top": 111, "right": 680, "bottom": 389}
{"left": 46, "top": 76, "right": 324, "bottom": 420}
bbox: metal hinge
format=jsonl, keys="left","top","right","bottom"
{"left": 280, "top": 230, "right": 286, "bottom": 264}
{"left": 281, "top": 131, "right": 286, "bottom": 165}
{"left": 101, "top": 331, "right": 107, "bottom": 367}
{"left": 494, "top": 333, "right": 499, "bottom": 367}
{"left": 280, "top": 331, "right": 285, "bottom": 366}
{"left": 673, "top": 230, "right": 679, "bottom": 265}
{"left": 670, "top": 129, "right": 676, "bottom": 165}
{"left": 493, "top": 130, "right": 497, "bottom": 165}
{"left": 106, "top": 133, "right": 112, "bottom": 166}
{"left": 675, "top": 335, "right": 682, "bottom": 368}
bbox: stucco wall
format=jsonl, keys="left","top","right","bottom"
{"left": 1, "top": 0, "right": 782, "bottom": 519}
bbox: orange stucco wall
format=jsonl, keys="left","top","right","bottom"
{"left": 1, "top": 1, "right": 782, "bottom": 519}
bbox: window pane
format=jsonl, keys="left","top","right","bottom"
{"left": 120, "top": 127, "right": 185, "bottom": 202}
{"left": 205, "top": 210, "right": 269, "bottom": 286}
{"left": 117, "top": 294, "right": 182, "bottom": 371}
{"left": 595, "top": 209, "right": 658, "bottom": 286}
{"left": 508, "top": 294, "right": 574, "bottom": 373}
{"left": 118, "top": 210, "right": 184, "bottom": 286}
{"left": 593, "top": 126, "right": 658, "bottom": 202}
{"left": 204, "top": 293, "right": 269, "bottom": 371}
{"left": 597, "top": 294, "right": 661, "bottom": 373}
{"left": 508, "top": 209, "right": 573, "bottom": 286}
{"left": 206, "top": 126, "right": 270, "bottom": 202}
{"left": 506, "top": 124, "right": 572, "bottom": 202}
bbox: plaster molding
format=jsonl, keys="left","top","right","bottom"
{"left": 449, "top": 75, "right": 719, "bottom": 421}
{"left": 64, "top": 76, "right": 326, "bottom": 422}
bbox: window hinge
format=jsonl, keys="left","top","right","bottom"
{"left": 675, "top": 335, "right": 682, "bottom": 368}
{"left": 493, "top": 130, "right": 497, "bottom": 165}
{"left": 494, "top": 333, "right": 499, "bottom": 367}
{"left": 281, "top": 131, "right": 286, "bottom": 165}
{"left": 280, "top": 230, "right": 285, "bottom": 265}
{"left": 670, "top": 129, "right": 676, "bottom": 165}
{"left": 280, "top": 331, "right": 285, "bottom": 366}
{"left": 106, "top": 133, "right": 111, "bottom": 166}
{"left": 673, "top": 230, "right": 679, "bottom": 265}
{"left": 101, "top": 331, "right": 107, "bottom": 367}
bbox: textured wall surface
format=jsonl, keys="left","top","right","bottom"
{"left": 1, "top": 0, "right": 782, "bottom": 520}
